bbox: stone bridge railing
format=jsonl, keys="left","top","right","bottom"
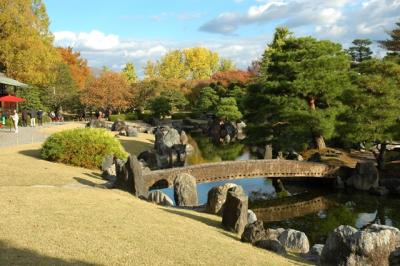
{"left": 141, "top": 159, "right": 341, "bottom": 190}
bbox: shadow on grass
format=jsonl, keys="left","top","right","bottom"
{"left": 0, "top": 240, "right": 96, "bottom": 266}
{"left": 73, "top": 177, "right": 108, "bottom": 188}
{"left": 18, "top": 149, "right": 42, "bottom": 159}
{"left": 84, "top": 172, "right": 104, "bottom": 180}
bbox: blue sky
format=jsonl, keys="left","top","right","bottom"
{"left": 46, "top": 0, "right": 400, "bottom": 75}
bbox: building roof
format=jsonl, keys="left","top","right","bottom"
{"left": 0, "top": 73, "right": 28, "bottom": 88}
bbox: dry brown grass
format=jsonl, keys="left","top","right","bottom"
{"left": 0, "top": 187, "right": 308, "bottom": 266}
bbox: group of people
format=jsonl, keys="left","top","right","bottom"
{"left": 2, "top": 108, "right": 45, "bottom": 134}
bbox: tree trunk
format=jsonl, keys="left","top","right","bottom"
{"left": 309, "top": 97, "right": 327, "bottom": 150}
{"left": 377, "top": 143, "right": 387, "bottom": 170}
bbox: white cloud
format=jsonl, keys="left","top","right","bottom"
{"left": 54, "top": 30, "right": 119, "bottom": 50}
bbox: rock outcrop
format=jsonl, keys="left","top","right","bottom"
{"left": 321, "top": 224, "right": 400, "bottom": 266}
{"left": 206, "top": 183, "right": 238, "bottom": 214}
{"left": 222, "top": 186, "right": 248, "bottom": 235}
{"left": 173, "top": 173, "right": 198, "bottom": 206}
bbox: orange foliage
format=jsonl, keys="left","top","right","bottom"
{"left": 211, "top": 70, "right": 252, "bottom": 87}
{"left": 57, "top": 47, "right": 91, "bottom": 90}
{"left": 81, "top": 72, "right": 131, "bottom": 110}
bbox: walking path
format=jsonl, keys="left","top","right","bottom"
{"left": 0, "top": 122, "right": 84, "bottom": 148}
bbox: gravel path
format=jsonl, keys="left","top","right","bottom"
{"left": 0, "top": 122, "right": 66, "bottom": 148}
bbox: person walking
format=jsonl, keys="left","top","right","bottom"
{"left": 11, "top": 109, "right": 19, "bottom": 133}
{"left": 30, "top": 109, "right": 36, "bottom": 127}
{"left": 21, "top": 109, "right": 28, "bottom": 127}
{"left": 37, "top": 109, "right": 43, "bottom": 126}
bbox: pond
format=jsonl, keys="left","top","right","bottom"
{"left": 159, "top": 133, "right": 400, "bottom": 245}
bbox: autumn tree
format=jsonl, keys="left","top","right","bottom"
{"left": 122, "top": 62, "right": 138, "bottom": 85}
{"left": 158, "top": 50, "right": 187, "bottom": 79}
{"left": 81, "top": 72, "right": 130, "bottom": 111}
{"left": 57, "top": 47, "right": 91, "bottom": 90}
{"left": 0, "top": 0, "right": 60, "bottom": 86}
{"left": 184, "top": 47, "right": 219, "bottom": 79}
{"left": 218, "top": 58, "right": 236, "bottom": 72}
{"left": 143, "top": 60, "right": 158, "bottom": 79}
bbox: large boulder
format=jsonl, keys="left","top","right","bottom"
{"left": 126, "top": 126, "right": 138, "bottom": 137}
{"left": 321, "top": 224, "right": 400, "bottom": 266}
{"left": 111, "top": 120, "right": 126, "bottom": 131}
{"left": 148, "top": 190, "right": 174, "bottom": 207}
{"left": 206, "top": 183, "right": 238, "bottom": 214}
{"left": 255, "top": 239, "right": 286, "bottom": 255}
{"left": 241, "top": 221, "right": 266, "bottom": 244}
{"left": 278, "top": 229, "right": 310, "bottom": 253}
{"left": 163, "top": 127, "right": 181, "bottom": 148}
{"left": 222, "top": 186, "right": 248, "bottom": 235}
{"left": 125, "top": 155, "right": 148, "bottom": 198}
{"left": 247, "top": 210, "right": 257, "bottom": 224}
{"left": 173, "top": 173, "right": 198, "bottom": 206}
{"left": 346, "top": 162, "right": 379, "bottom": 191}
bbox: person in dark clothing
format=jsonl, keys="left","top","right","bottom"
{"left": 21, "top": 109, "right": 28, "bottom": 127}
{"left": 30, "top": 109, "right": 37, "bottom": 127}
{"left": 37, "top": 109, "right": 43, "bottom": 126}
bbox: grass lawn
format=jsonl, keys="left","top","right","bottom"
{"left": 0, "top": 124, "right": 309, "bottom": 265}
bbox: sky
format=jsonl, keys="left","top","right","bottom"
{"left": 46, "top": 0, "right": 400, "bottom": 75}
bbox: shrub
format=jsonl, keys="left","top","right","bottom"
{"left": 41, "top": 128, "right": 128, "bottom": 169}
{"left": 171, "top": 112, "right": 193, "bottom": 120}
{"left": 109, "top": 113, "right": 138, "bottom": 122}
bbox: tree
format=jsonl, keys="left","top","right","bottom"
{"left": 122, "top": 62, "right": 138, "bottom": 85}
{"left": 196, "top": 87, "right": 220, "bottom": 114}
{"left": 148, "top": 96, "right": 171, "bottom": 119}
{"left": 347, "top": 39, "right": 373, "bottom": 63}
{"left": 81, "top": 71, "right": 130, "bottom": 111}
{"left": 158, "top": 50, "right": 187, "bottom": 79}
{"left": 57, "top": 47, "right": 91, "bottom": 90}
{"left": 338, "top": 59, "right": 400, "bottom": 169}
{"left": 184, "top": 47, "right": 219, "bottom": 79}
{"left": 160, "top": 90, "right": 188, "bottom": 111}
{"left": 218, "top": 58, "right": 236, "bottom": 72}
{"left": 378, "top": 21, "right": 400, "bottom": 54}
{"left": 0, "top": 0, "right": 60, "bottom": 86}
{"left": 17, "top": 87, "right": 44, "bottom": 111}
{"left": 216, "top": 97, "right": 243, "bottom": 121}
{"left": 143, "top": 60, "right": 158, "bottom": 79}
{"left": 247, "top": 27, "right": 352, "bottom": 150}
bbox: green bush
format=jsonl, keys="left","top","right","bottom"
{"left": 138, "top": 112, "right": 152, "bottom": 120}
{"left": 109, "top": 113, "right": 138, "bottom": 122}
{"left": 41, "top": 128, "right": 128, "bottom": 169}
{"left": 171, "top": 112, "right": 193, "bottom": 120}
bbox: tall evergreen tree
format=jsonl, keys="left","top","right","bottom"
{"left": 347, "top": 39, "right": 373, "bottom": 63}
{"left": 245, "top": 27, "right": 352, "bottom": 151}
{"left": 379, "top": 21, "right": 400, "bottom": 54}
{"left": 338, "top": 59, "right": 400, "bottom": 169}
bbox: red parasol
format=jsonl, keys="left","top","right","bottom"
{"left": 0, "top": 95, "right": 25, "bottom": 102}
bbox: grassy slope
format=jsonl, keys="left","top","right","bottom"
{"left": 0, "top": 124, "right": 308, "bottom": 265}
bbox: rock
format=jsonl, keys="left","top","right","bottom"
{"left": 301, "top": 244, "right": 324, "bottom": 263}
{"left": 381, "top": 178, "right": 400, "bottom": 195}
{"left": 114, "top": 158, "right": 128, "bottom": 189}
{"left": 369, "top": 186, "right": 390, "bottom": 196}
{"left": 255, "top": 239, "right": 287, "bottom": 255}
{"left": 335, "top": 176, "right": 345, "bottom": 189}
{"left": 111, "top": 120, "right": 126, "bottom": 131}
{"left": 102, "top": 155, "right": 114, "bottom": 171}
{"left": 390, "top": 248, "right": 400, "bottom": 266}
{"left": 173, "top": 173, "right": 198, "bottom": 206}
{"left": 206, "top": 183, "right": 238, "bottom": 214}
{"left": 180, "top": 130, "right": 188, "bottom": 144}
{"left": 222, "top": 186, "right": 248, "bottom": 235}
{"left": 163, "top": 127, "right": 181, "bottom": 148}
{"left": 265, "top": 228, "right": 285, "bottom": 240}
{"left": 236, "top": 121, "right": 246, "bottom": 135}
{"left": 278, "top": 229, "right": 310, "bottom": 253}
{"left": 247, "top": 210, "right": 257, "bottom": 224}
{"left": 264, "top": 144, "right": 273, "bottom": 159}
{"left": 125, "top": 155, "right": 148, "bottom": 198}
{"left": 126, "top": 126, "right": 138, "bottom": 137}
{"left": 346, "top": 162, "right": 379, "bottom": 191}
{"left": 148, "top": 190, "right": 174, "bottom": 207}
{"left": 87, "top": 119, "right": 106, "bottom": 128}
{"left": 241, "top": 221, "right": 266, "bottom": 244}
{"left": 321, "top": 224, "right": 400, "bottom": 266}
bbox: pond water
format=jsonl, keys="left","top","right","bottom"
{"left": 159, "top": 134, "right": 400, "bottom": 245}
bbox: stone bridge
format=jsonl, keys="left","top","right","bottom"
{"left": 141, "top": 159, "right": 342, "bottom": 191}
